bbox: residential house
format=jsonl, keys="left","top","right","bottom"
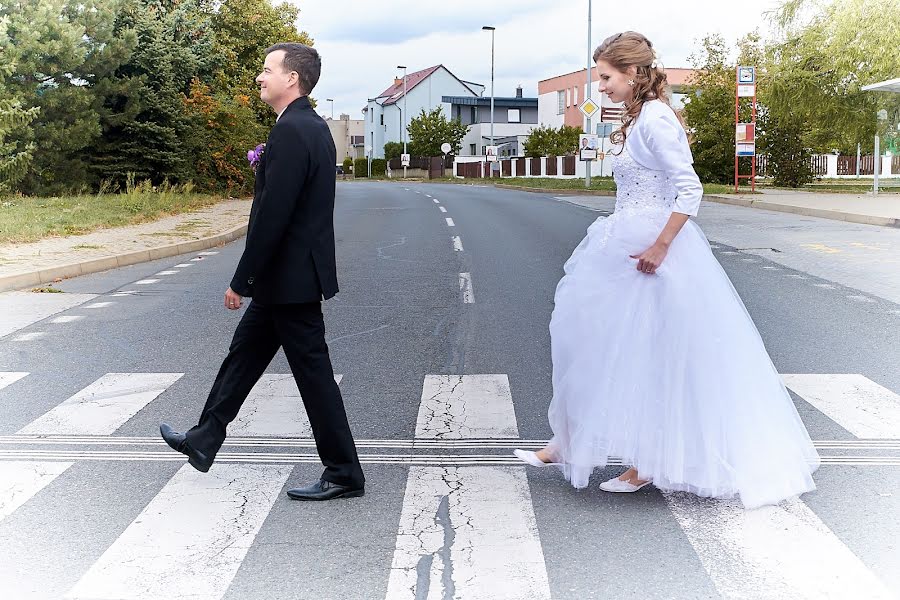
{"left": 443, "top": 86, "right": 538, "bottom": 157}
{"left": 363, "top": 65, "right": 485, "bottom": 159}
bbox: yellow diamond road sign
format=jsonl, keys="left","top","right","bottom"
{"left": 579, "top": 98, "right": 600, "bottom": 118}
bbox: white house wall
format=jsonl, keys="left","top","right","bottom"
{"left": 538, "top": 91, "right": 564, "bottom": 128}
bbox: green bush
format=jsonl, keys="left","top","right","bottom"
{"left": 383, "top": 142, "right": 403, "bottom": 160}
{"left": 353, "top": 158, "right": 368, "bottom": 177}
{"left": 371, "top": 158, "right": 386, "bottom": 177}
{"left": 342, "top": 157, "right": 353, "bottom": 172}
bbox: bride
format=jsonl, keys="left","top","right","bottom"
{"left": 515, "top": 31, "right": 819, "bottom": 509}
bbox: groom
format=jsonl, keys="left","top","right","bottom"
{"left": 160, "top": 43, "right": 365, "bottom": 501}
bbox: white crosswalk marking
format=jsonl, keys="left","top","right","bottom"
{"left": 783, "top": 374, "right": 900, "bottom": 439}
{"left": 229, "top": 373, "right": 342, "bottom": 437}
{"left": 385, "top": 466, "right": 551, "bottom": 600}
{"left": 0, "top": 371, "right": 28, "bottom": 390}
{"left": 416, "top": 375, "right": 519, "bottom": 439}
{"left": 18, "top": 373, "right": 183, "bottom": 435}
{"left": 0, "top": 291, "right": 97, "bottom": 337}
{"left": 666, "top": 495, "right": 895, "bottom": 599}
{"left": 0, "top": 461, "right": 72, "bottom": 522}
{"left": 65, "top": 463, "right": 292, "bottom": 600}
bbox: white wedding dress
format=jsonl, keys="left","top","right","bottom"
{"left": 546, "top": 148, "right": 820, "bottom": 509}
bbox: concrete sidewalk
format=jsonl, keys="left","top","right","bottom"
{"left": 0, "top": 198, "right": 251, "bottom": 292}
{"left": 704, "top": 189, "right": 900, "bottom": 228}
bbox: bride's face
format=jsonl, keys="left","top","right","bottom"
{"left": 595, "top": 59, "right": 636, "bottom": 105}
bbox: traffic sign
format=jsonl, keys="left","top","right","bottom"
{"left": 579, "top": 98, "right": 600, "bottom": 119}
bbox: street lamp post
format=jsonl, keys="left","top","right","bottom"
{"left": 482, "top": 26, "right": 495, "bottom": 165}
{"left": 326, "top": 98, "right": 334, "bottom": 120}
{"left": 397, "top": 65, "right": 408, "bottom": 178}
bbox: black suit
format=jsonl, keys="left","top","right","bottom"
{"left": 186, "top": 96, "right": 364, "bottom": 488}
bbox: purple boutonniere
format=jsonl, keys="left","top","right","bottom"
{"left": 247, "top": 143, "right": 265, "bottom": 171}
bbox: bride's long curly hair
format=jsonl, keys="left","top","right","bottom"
{"left": 593, "top": 31, "right": 685, "bottom": 148}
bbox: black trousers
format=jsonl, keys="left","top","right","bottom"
{"left": 186, "top": 301, "right": 364, "bottom": 488}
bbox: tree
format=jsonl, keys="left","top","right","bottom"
{"left": 0, "top": 99, "right": 38, "bottom": 191}
{"left": 383, "top": 141, "right": 403, "bottom": 160}
{"left": 680, "top": 34, "right": 736, "bottom": 184}
{"left": 522, "top": 124, "right": 582, "bottom": 157}
{"left": 212, "top": 0, "right": 314, "bottom": 125}
{"left": 407, "top": 107, "right": 468, "bottom": 156}
{"left": 0, "top": 0, "right": 121, "bottom": 193}
{"left": 89, "top": 0, "right": 220, "bottom": 186}
{"left": 764, "top": 0, "right": 900, "bottom": 154}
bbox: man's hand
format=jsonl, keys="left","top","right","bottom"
{"left": 224, "top": 287, "right": 243, "bottom": 310}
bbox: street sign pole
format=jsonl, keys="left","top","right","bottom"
{"left": 735, "top": 66, "right": 757, "bottom": 193}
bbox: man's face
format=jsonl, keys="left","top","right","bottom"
{"left": 256, "top": 50, "right": 297, "bottom": 107}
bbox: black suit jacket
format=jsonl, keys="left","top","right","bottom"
{"left": 230, "top": 96, "right": 339, "bottom": 303}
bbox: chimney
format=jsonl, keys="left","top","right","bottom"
{"left": 340, "top": 113, "right": 350, "bottom": 121}
{"left": 516, "top": 85, "right": 523, "bottom": 98}
{"left": 394, "top": 77, "right": 403, "bottom": 87}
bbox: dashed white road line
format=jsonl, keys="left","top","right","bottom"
{"left": 432, "top": 198, "right": 440, "bottom": 204}
{"left": 452, "top": 236, "right": 464, "bottom": 252}
{"left": 155, "top": 271, "right": 178, "bottom": 276}
{"left": 134, "top": 279, "right": 159, "bottom": 285}
{"left": 446, "top": 218, "right": 455, "bottom": 227}
{"left": 439, "top": 206, "right": 447, "bottom": 213}
{"left": 459, "top": 272, "right": 473, "bottom": 303}
{"left": 50, "top": 316, "right": 84, "bottom": 324}
{"left": 173, "top": 264, "right": 192, "bottom": 268}
{"left": 13, "top": 332, "right": 46, "bottom": 341}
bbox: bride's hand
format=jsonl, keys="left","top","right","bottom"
{"left": 629, "top": 242, "right": 669, "bottom": 274}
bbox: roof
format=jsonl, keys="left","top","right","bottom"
{"left": 377, "top": 65, "right": 481, "bottom": 106}
{"left": 442, "top": 95, "right": 537, "bottom": 108}
{"left": 862, "top": 77, "right": 900, "bottom": 93}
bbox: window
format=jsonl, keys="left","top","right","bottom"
{"left": 470, "top": 143, "right": 477, "bottom": 155}
{"left": 370, "top": 107, "right": 373, "bottom": 122}
{"left": 380, "top": 114, "right": 384, "bottom": 125}
{"left": 566, "top": 89, "right": 571, "bottom": 107}
{"left": 471, "top": 106, "right": 477, "bottom": 123}
{"left": 573, "top": 86, "right": 578, "bottom": 105}
{"left": 557, "top": 91, "right": 565, "bottom": 114}
{"left": 507, "top": 109, "right": 520, "bottom": 123}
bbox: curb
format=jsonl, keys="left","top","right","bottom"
{"left": 702, "top": 194, "right": 900, "bottom": 228}
{"left": 0, "top": 223, "right": 248, "bottom": 293}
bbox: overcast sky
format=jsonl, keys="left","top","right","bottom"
{"left": 292, "top": 0, "right": 783, "bottom": 120}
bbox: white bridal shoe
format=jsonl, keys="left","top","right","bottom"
{"left": 513, "top": 449, "right": 562, "bottom": 467}
{"left": 599, "top": 476, "right": 653, "bottom": 493}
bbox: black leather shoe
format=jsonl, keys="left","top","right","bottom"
{"left": 286, "top": 479, "right": 365, "bottom": 501}
{"left": 159, "top": 423, "right": 212, "bottom": 473}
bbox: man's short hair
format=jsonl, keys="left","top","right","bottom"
{"left": 266, "top": 43, "right": 321, "bottom": 95}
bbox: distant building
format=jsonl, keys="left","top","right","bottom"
{"left": 323, "top": 113, "right": 365, "bottom": 165}
{"left": 443, "top": 85, "right": 538, "bottom": 157}
{"left": 537, "top": 66, "right": 700, "bottom": 132}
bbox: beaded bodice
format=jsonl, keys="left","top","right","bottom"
{"left": 611, "top": 149, "right": 676, "bottom": 215}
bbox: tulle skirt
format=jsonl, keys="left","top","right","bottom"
{"left": 546, "top": 207, "right": 819, "bottom": 509}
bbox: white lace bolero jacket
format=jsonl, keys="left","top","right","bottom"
{"left": 623, "top": 99, "right": 702, "bottom": 216}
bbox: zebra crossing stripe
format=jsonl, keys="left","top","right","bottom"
{"left": 385, "top": 466, "right": 551, "bottom": 600}
{"left": 65, "top": 463, "right": 292, "bottom": 600}
{"left": 415, "top": 375, "right": 519, "bottom": 439}
{"left": 666, "top": 495, "right": 894, "bottom": 599}
{"left": 0, "top": 371, "right": 28, "bottom": 391}
{"left": 783, "top": 374, "right": 900, "bottom": 439}
{"left": 18, "top": 373, "right": 183, "bottom": 436}
{"left": 229, "top": 374, "right": 342, "bottom": 437}
{"left": 0, "top": 461, "right": 72, "bottom": 522}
